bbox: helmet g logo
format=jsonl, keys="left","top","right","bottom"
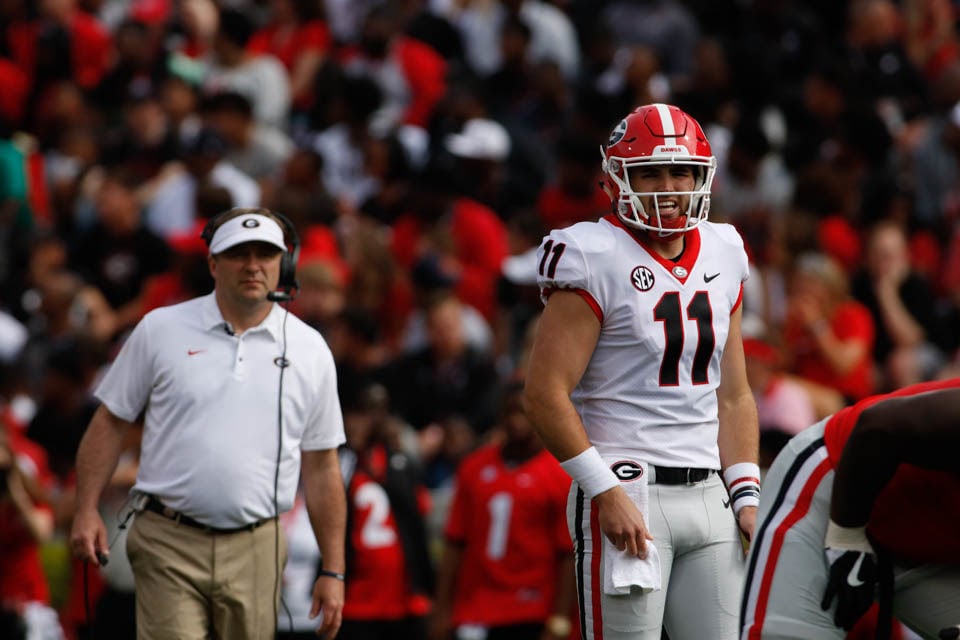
{"left": 611, "top": 460, "right": 644, "bottom": 481}
{"left": 608, "top": 119, "right": 628, "bottom": 146}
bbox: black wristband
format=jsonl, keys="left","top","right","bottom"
{"left": 318, "top": 569, "right": 345, "bottom": 581}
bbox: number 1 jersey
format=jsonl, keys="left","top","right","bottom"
{"left": 444, "top": 445, "right": 572, "bottom": 626}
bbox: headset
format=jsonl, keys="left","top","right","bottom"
{"left": 200, "top": 207, "right": 301, "bottom": 302}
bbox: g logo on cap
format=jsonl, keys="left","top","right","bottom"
{"left": 242, "top": 218, "right": 260, "bottom": 228}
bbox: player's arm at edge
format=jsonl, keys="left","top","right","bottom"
{"left": 523, "top": 290, "right": 599, "bottom": 461}
{"left": 831, "top": 387, "right": 960, "bottom": 528}
{"left": 717, "top": 305, "right": 761, "bottom": 540}
{"left": 523, "top": 290, "right": 653, "bottom": 558}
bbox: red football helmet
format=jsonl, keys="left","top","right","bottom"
{"left": 601, "top": 103, "right": 716, "bottom": 235}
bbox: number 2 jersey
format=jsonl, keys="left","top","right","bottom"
{"left": 536, "top": 215, "right": 750, "bottom": 469}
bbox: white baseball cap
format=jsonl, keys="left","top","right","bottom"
{"left": 208, "top": 213, "right": 286, "bottom": 255}
{"left": 444, "top": 118, "right": 511, "bottom": 161}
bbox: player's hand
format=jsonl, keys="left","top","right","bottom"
{"left": 737, "top": 505, "right": 757, "bottom": 543}
{"left": 310, "top": 574, "right": 344, "bottom": 639}
{"left": 820, "top": 520, "right": 879, "bottom": 631}
{"left": 594, "top": 485, "right": 653, "bottom": 559}
{"left": 821, "top": 548, "right": 878, "bottom": 629}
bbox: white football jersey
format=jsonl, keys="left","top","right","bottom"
{"left": 536, "top": 215, "right": 750, "bottom": 468}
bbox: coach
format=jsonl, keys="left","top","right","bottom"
{"left": 71, "top": 208, "right": 346, "bottom": 639}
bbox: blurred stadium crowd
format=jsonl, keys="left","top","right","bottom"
{"left": 3, "top": 0, "right": 960, "bottom": 638}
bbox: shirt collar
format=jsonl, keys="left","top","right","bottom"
{"left": 200, "top": 291, "right": 285, "bottom": 342}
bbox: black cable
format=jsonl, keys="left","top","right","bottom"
{"left": 81, "top": 501, "right": 136, "bottom": 639}
{"left": 83, "top": 560, "right": 91, "bottom": 637}
{"left": 274, "top": 303, "right": 294, "bottom": 634}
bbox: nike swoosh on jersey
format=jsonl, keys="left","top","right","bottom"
{"left": 704, "top": 272, "right": 720, "bottom": 283}
{"left": 187, "top": 349, "right": 206, "bottom": 356}
{"left": 846, "top": 554, "right": 866, "bottom": 587}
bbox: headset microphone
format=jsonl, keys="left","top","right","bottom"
{"left": 266, "top": 290, "right": 293, "bottom": 302}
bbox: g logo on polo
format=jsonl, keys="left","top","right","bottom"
{"left": 242, "top": 218, "right": 260, "bottom": 228}
{"left": 274, "top": 356, "right": 290, "bottom": 368}
{"left": 611, "top": 460, "right": 643, "bottom": 481}
{"left": 631, "top": 265, "right": 655, "bottom": 291}
{"left": 608, "top": 118, "right": 628, "bottom": 146}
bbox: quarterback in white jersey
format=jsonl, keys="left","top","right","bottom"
{"left": 525, "top": 104, "right": 761, "bottom": 640}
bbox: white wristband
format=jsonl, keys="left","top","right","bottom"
{"left": 824, "top": 520, "right": 873, "bottom": 554}
{"left": 559, "top": 446, "right": 619, "bottom": 498}
{"left": 723, "top": 462, "right": 761, "bottom": 516}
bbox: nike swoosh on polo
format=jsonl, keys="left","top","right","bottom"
{"left": 846, "top": 554, "right": 866, "bottom": 587}
{"left": 187, "top": 349, "right": 206, "bottom": 356}
{"left": 704, "top": 272, "right": 720, "bottom": 283}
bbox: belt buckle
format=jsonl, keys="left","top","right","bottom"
{"left": 685, "top": 468, "right": 692, "bottom": 484}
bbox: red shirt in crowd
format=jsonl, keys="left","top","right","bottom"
{"left": 0, "top": 431, "right": 54, "bottom": 605}
{"left": 6, "top": 12, "right": 111, "bottom": 90}
{"left": 391, "top": 198, "right": 509, "bottom": 320}
{"left": 247, "top": 20, "right": 331, "bottom": 72}
{"left": 784, "top": 300, "right": 875, "bottom": 400}
{"left": 536, "top": 184, "right": 609, "bottom": 231}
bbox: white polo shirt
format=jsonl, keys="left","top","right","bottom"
{"left": 96, "top": 293, "right": 345, "bottom": 528}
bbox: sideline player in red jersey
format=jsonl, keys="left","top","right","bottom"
{"left": 525, "top": 103, "right": 760, "bottom": 640}
{"left": 339, "top": 384, "right": 434, "bottom": 640}
{"left": 430, "top": 384, "right": 575, "bottom": 640}
{"left": 741, "top": 378, "right": 960, "bottom": 639}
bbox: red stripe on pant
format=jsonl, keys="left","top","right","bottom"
{"left": 747, "top": 457, "right": 832, "bottom": 640}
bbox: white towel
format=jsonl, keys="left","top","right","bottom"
{"left": 600, "top": 457, "right": 662, "bottom": 595}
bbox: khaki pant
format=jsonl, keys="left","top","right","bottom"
{"left": 127, "top": 509, "right": 288, "bottom": 640}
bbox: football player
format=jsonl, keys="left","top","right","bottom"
{"left": 524, "top": 103, "right": 761, "bottom": 639}
{"left": 741, "top": 379, "right": 960, "bottom": 639}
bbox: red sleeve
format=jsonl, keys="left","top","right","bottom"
{"left": 395, "top": 37, "right": 447, "bottom": 127}
{"left": 443, "top": 465, "right": 471, "bottom": 542}
{"left": 390, "top": 214, "right": 421, "bottom": 269}
{"left": 298, "top": 21, "right": 331, "bottom": 53}
{"left": 417, "top": 484, "right": 432, "bottom": 516}
{"left": 731, "top": 283, "right": 743, "bottom": 314}
{"left": 70, "top": 13, "right": 112, "bottom": 89}
{"left": 451, "top": 200, "right": 508, "bottom": 274}
{"left": 541, "top": 287, "right": 603, "bottom": 323}
{"left": 0, "top": 58, "right": 29, "bottom": 125}
{"left": 832, "top": 302, "right": 874, "bottom": 345}
{"left": 247, "top": 29, "right": 272, "bottom": 55}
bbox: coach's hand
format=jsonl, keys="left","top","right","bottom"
{"left": 311, "top": 573, "right": 344, "bottom": 639}
{"left": 820, "top": 521, "right": 877, "bottom": 630}
{"left": 594, "top": 485, "right": 653, "bottom": 559}
{"left": 70, "top": 506, "right": 109, "bottom": 566}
